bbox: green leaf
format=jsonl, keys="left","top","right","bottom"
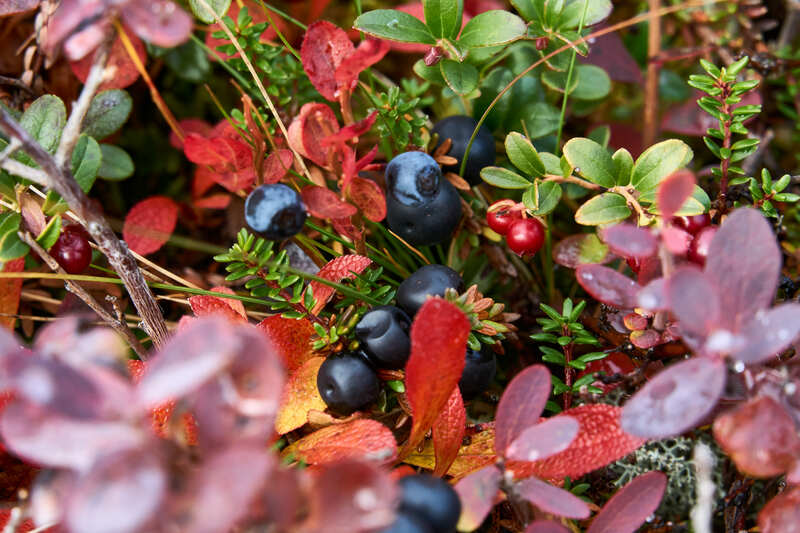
{"left": 164, "top": 40, "right": 211, "bottom": 83}
{"left": 458, "top": 10, "right": 526, "bottom": 48}
{"left": 0, "top": 212, "right": 28, "bottom": 261}
{"left": 544, "top": 0, "right": 565, "bottom": 27}
{"left": 541, "top": 68, "right": 579, "bottom": 95}
{"left": 98, "top": 144, "right": 134, "bottom": 181}
{"left": 539, "top": 152, "right": 562, "bottom": 175}
{"left": 522, "top": 181, "right": 562, "bottom": 215}
{"left": 413, "top": 59, "right": 446, "bottom": 84}
{"left": 71, "top": 135, "right": 102, "bottom": 192}
{"left": 440, "top": 59, "right": 478, "bottom": 95}
{"left": 574, "top": 192, "right": 631, "bottom": 225}
{"left": 727, "top": 56, "right": 749, "bottom": 76}
{"left": 672, "top": 185, "right": 711, "bottom": 216}
{"left": 424, "top": 0, "right": 463, "bottom": 39}
{"left": 505, "top": 132, "right": 545, "bottom": 177}
{"left": 36, "top": 215, "right": 62, "bottom": 250}
{"left": 20, "top": 94, "right": 66, "bottom": 155}
{"left": 559, "top": 0, "right": 611, "bottom": 27}
{"left": 572, "top": 64, "right": 611, "bottom": 100}
{"left": 587, "top": 125, "right": 610, "bottom": 148}
{"left": 563, "top": 137, "right": 616, "bottom": 188}
{"left": 612, "top": 148, "right": 633, "bottom": 185}
{"left": 630, "top": 139, "right": 693, "bottom": 193}
{"left": 189, "top": 0, "right": 231, "bottom": 23}
{"left": 510, "top": 0, "right": 538, "bottom": 20}
{"left": 522, "top": 102, "right": 561, "bottom": 139}
{"left": 481, "top": 166, "right": 531, "bottom": 188}
{"left": 355, "top": 10, "right": 436, "bottom": 44}
{"left": 81, "top": 90, "right": 132, "bottom": 140}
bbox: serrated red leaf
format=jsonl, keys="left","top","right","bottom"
{"left": 657, "top": 170, "right": 696, "bottom": 219}
{"left": 307, "top": 255, "right": 372, "bottom": 314}
{"left": 494, "top": 365, "right": 551, "bottom": 456}
{"left": 70, "top": 31, "right": 146, "bottom": 89}
{"left": 347, "top": 176, "right": 387, "bottom": 222}
{"left": 301, "top": 21, "right": 355, "bottom": 102}
{"left": 600, "top": 224, "right": 657, "bottom": 260}
{"left": 758, "top": 487, "right": 800, "bottom": 533}
{"left": 189, "top": 287, "right": 247, "bottom": 324}
{"left": 401, "top": 299, "right": 470, "bottom": 457}
{"left": 587, "top": 471, "right": 666, "bottom": 533}
{"left": 287, "top": 103, "right": 340, "bottom": 168}
{"left": 0, "top": 258, "right": 24, "bottom": 331}
{"left": 331, "top": 216, "right": 364, "bottom": 242}
{"left": 282, "top": 419, "right": 397, "bottom": 465}
{"left": 257, "top": 315, "right": 315, "bottom": 373}
{"left": 454, "top": 465, "right": 502, "bottom": 531}
{"left": 509, "top": 405, "right": 645, "bottom": 480}
{"left": 122, "top": 196, "right": 178, "bottom": 255}
{"left": 263, "top": 149, "right": 294, "bottom": 184}
{"left": 575, "top": 264, "right": 640, "bottom": 309}
{"left": 302, "top": 186, "right": 358, "bottom": 220}
{"left": 516, "top": 477, "right": 590, "bottom": 519}
{"left": 433, "top": 387, "right": 465, "bottom": 477}
{"left": 275, "top": 357, "right": 327, "bottom": 435}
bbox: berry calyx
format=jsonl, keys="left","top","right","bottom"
{"left": 486, "top": 202, "right": 521, "bottom": 236}
{"left": 244, "top": 183, "right": 307, "bottom": 241}
{"left": 505, "top": 218, "right": 545, "bottom": 256}
{"left": 688, "top": 225, "right": 717, "bottom": 266}
{"left": 50, "top": 225, "right": 92, "bottom": 274}
{"left": 316, "top": 352, "right": 380, "bottom": 416}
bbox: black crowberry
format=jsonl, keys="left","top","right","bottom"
{"left": 396, "top": 264, "right": 463, "bottom": 317}
{"left": 244, "top": 183, "right": 307, "bottom": 240}
{"left": 398, "top": 474, "right": 462, "bottom": 532}
{"left": 432, "top": 115, "right": 496, "bottom": 186}
{"left": 316, "top": 352, "right": 380, "bottom": 416}
{"left": 458, "top": 348, "right": 496, "bottom": 400}
{"left": 379, "top": 510, "right": 433, "bottom": 533}
{"left": 355, "top": 306, "right": 412, "bottom": 370}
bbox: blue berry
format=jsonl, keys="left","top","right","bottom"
{"left": 385, "top": 152, "right": 442, "bottom": 206}
{"left": 433, "top": 115, "right": 495, "bottom": 186}
{"left": 458, "top": 348, "right": 496, "bottom": 400}
{"left": 396, "top": 264, "right": 463, "bottom": 317}
{"left": 355, "top": 306, "right": 412, "bottom": 370}
{"left": 316, "top": 352, "right": 379, "bottom": 416}
{"left": 398, "top": 474, "right": 461, "bottom": 532}
{"left": 244, "top": 184, "right": 307, "bottom": 240}
{"left": 379, "top": 510, "right": 433, "bottom": 533}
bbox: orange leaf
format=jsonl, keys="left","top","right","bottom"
{"left": 189, "top": 287, "right": 247, "bottom": 323}
{"left": 401, "top": 299, "right": 470, "bottom": 457}
{"left": 0, "top": 258, "right": 24, "bottom": 331}
{"left": 127, "top": 360, "right": 197, "bottom": 444}
{"left": 346, "top": 175, "right": 386, "bottom": 222}
{"left": 122, "top": 196, "right": 178, "bottom": 255}
{"left": 405, "top": 428, "right": 496, "bottom": 481}
{"left": 282, "top": 419, "right": 397, "bottom": 465}
{"left": 433, "top": 387, "right": 465, "bottom": 477}
{"left": 307, "top": 255, "right": 372, "bottom": 314}
{"left": 257, "top": 315, "right": 315, "bottom": 374}
{"left": 275, "top": 357, "right": 327, "bottom": 435}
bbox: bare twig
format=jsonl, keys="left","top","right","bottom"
{"left": 691, "top": 442, "right": 715, "bottom": 533}
{"left": 0, "top": 159, "right": 49, "bottom": 186}
{"left": 643, "top": 0, "right": 662, "bottom": 147}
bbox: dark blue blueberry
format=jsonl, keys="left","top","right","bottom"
{"left": 458, "top": 348, "right": 496, "bottom": 400}
{"left": 385, "top": 152, "right": 441, "bottom": 206}
{"left": 379, "top": 510, "right": 433, "bottom": 533}
{"left": 355, "top": 306, "right": 412, "bottom": 370}
{"left": 244, "top": 184, "right": 307, "bottom": 240}
{"left": 386, "top": 178, "right": 462, "bottom": 246}
{"left": 433, "top": 115, "right": 496, "bottom": 186}
{"left": 316, "top": 352, "right": 379, "bottom": 416}
{"left": 397, "top": 265, "right": 463, "bottom": 317}
{"left": 398, "top": 474, "right": 461, "bottom": 532}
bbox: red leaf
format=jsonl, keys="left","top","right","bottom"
{"left": 587, "top": 471, "right": 667, "bottom": 533}
{"left": 575, "top": 264, "right": 640, "bottom": 309}
{"left": 335, "top": 38, "right": 389, "bottom": 93}
{"left": 516, "top": 477, "right": 590, "bottom": 519}
{"left": 584, "top": 27, "right": 642, "bottom": 84}
{"left": 525, "top": 521, "right": 571, "bottom": 533}
{"left": 192, "top": 165, "right": 217, "bottom": 198}
{"left": 184, "top": 134, "right": 255, "bottom": 192}
{"left": 509, "top": 405, "right": 645, "bottom": 480}
{"left": 454, "top": 465, "right": 502, "bottom": 531}
{"left": 169, "top": 119, "right": 212, "bottom": 149}
{"left": 666, "top": 267, "right": 721, "bottom": 340}
{"left": 275, "top": 357, "right": 327, "bottom": 435}
{"left": 621, "top": 357, "right": 726, "bottom": 439}
{"left": 257, "top": 315, "right": 315, "bottom": 373}
{"left": 332, "top": 216, "right": 364, "bottom": 241}
{"left": 401, "top": 299, "right": 470, "bottom": 456}
{"left": 713, "top": 395, "right": 800, "bottom": 477}
{"left": 287, "top": 103, "right": 340, "bottom": 167}
{"left": 323, "top": 112, "right": 378, "bottom": 148}
{"left": 263, "top": 149, "right": 294, "bottom": 184}
{"left": 433, "top": 387, "right": 465, "bottom": 477}
{"left": 70, "top": 32, "right": 146, "bottom": 89}
{"left": 127, "top": 360, "right": 196, "bottom": 443}
{"left": 282, "top": 419, "right": 397, "bottom": 465}
{"left": 662, "top": 224, "right": 692, "bottom": 255}
{"left": 301, "top": 186, "right": 358, "bottom": 220}
{"left": 758, "top": 487, "right": 800, "bottom": 533}
{"left": 657, "top": 170, "right": 696, "bottom": 219}
{"left": 307, "top": 254, "right": 372, "bottom": 314}
{"left": 0, "top": 258, "right": 24, "bottom": 331}
{"left": 553, "top": 234, "right": 613, "bottom": 268}
{"left": 505, "top": 416, "right": 579, "bottom": 463}
{"left": 120, "top": 0, "right": 193, "bottom": 49}
{"left": 600, "top": 223, "right": 657, "bottom": 259}
{"left": 347, "top": 175, "right": 387, "bottom": 222}
{"left": 300, "top": 21, "right": 355, "bottom": 101}
{"left": 494, "top": 365, "right": 551, "bottom": 455}
{"left": 122, "top": 196, "right": 178, "bottom": 255}
{"left": 194, "top": 194, "right": 231, "bottom": 210}
{"left": 188, "top": 287, "right": 247, "bottom": 323}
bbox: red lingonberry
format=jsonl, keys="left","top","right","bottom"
{"left": 673, "top": 213, "right": 711, "bottom": 235}
{"left": 688, "top": 226, "right": 717, "bottom": 266}
{"left": 486, "top": 204, "right": 521, "bottom": 235}
{"left": 505, "top": 218, "right": 545, "bottom": 256}
{"left": 50, "top": 225, "right": 92, "bottom": 274}
{"left": 576, "top": 352, "right": 635, "bottom": 394}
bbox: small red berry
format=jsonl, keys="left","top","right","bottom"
{"left": 576, "top": 351, "right": 635, "bottom": 394}
{"left": 50, "top": 226, "right": 92, "bottom": 274}
{"left": 673, "top": 213, "right": 710, "bottom": 235}
{"left": 486, "top": 204, "right": 521, "bottom": 235}
{"left": 505, "top": 218, "right": 545, "bottom": 256}
{"left": 688, "top": 226, "right": 717, "bottom": 266}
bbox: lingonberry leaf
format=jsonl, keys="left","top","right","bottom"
{"left": 621, "top": 357, "right": 726, "bottom": 439}
{"left": 402, "top": 299, "right": 471, "bottom": 456}
{"left": 433, "top": 387, "right": 466, "bottom": 476}
{"left": 347, "top": 175, "right": 387, "bottom": 222}
{"left": 505, "top": 416, "right": 579, "bottom": 463}
{"left": 119, "top": 0, "right": 193, "bottom": 49}
{"left": 257, "top": 315, "right": 315, "bottom": 373}
{"left": 454, "top": 465, "right": 502, "bottom": 532}
{"left": 122, "top": 195, "right": 179, "bottom": 255}
{"left": 70, "top": 32, "right": 147, "bottom": 89}
{"left": 704, "top": 208, "right": 780, "bottom": 331}
{"left": 553, "top": 234, "right": 613, "bottom": 268}
{"left": 731, "top": 303, "right": 800, "bottom": 364}
{"left": 494, "top": 364, "right": 550, "bottom": 455}
{"left": 713, "top": 395, "right": 800, "bottom": 477}
{"left": 657, "top": 169, "right": 696, "bottom": 219}
{"left": 301, "top": 21, "right": 356, "bottom": 102}
{"left": 306, "top": 255, "right": 372, "bottom": 315}
{"left": 287, "top": 103, "right": 340, "bottom": 168}
{"left": 516, "top": 477, "right": 591, "bottom": 519}
{"left": 405, "top": 428, "right": 497, "bottom": 480}
{"left": 758, "top": 487, "right": 800, "bottom": 533}
{"left": 0, "top": 257, "right": 24, "bottom": 330}
{"left": 575, "top": 264, "right": 640, "bottom": 309}
{"left": 282, "top": 419, "right": 397, "bottom": 465}
{"left": 525, "top": 521, "right": 571, "bottom": 533}
{"left": 666, "top": 267, "right": 720, "bottom": 341}
{"left": 262, "top": 149, "right": 294, "bottom": 184}
{"left": 586, "top": 471, "right": 667, "bottom": 533}
{"left": 302, "top": 185, "right": 359, "bottom": 220}
{"left": 275, "top": 357, "right": 327, "bottom": 435}
{"left": 600, "top": 223, "right": 658, "bottom": 259}
{"left": 508, "top": 405, "right": 644, "bottom": 480}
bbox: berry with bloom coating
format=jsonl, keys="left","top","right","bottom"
{"left": 245, "top": 183, "right": 307, "bottom": 240}
{"left": 432, "top": 115, "right": 496, "bottom": 185}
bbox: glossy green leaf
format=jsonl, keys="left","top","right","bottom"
{"left": 572, "top": 64, "right": 611, "bottom": 100}
{"left": 413, "top": 59, "right": 446, "bottom": 84}
{"left": 36, "top": 215, "right": 62, "bottom": 250}
{"left": 98, "top": 144, "right": 134, "bottom": 181}
{"left": 510, "top": 0, "right": 539, "bottom": 20}
{"left": 630, "top": 139, "right": 693, "bottom": 194}
{"left": 481, "top": 167, "right": 532, "bottom": 189}
{"left": 355, "top": 10, "right": 436, "bottom": 44}
{"left": 440, "top": 59, "right": 478, "bottom": 95}
{"left": 523, "top": 101, "right": 561, "bottom": 139}
{"left": 574, "top": 192, "right": 630, "bottom": 225}
{"left": 541, "top": 68, "right": 579, "bottom": 94}
{"left": 188, "top": 0, "right": 231, "bottom": 23}
{"left": 522, "top": 181, "right": 562, "bottom": 215}
{"left": 559, "top": 0, "right": 612, "bottom": 27}
{"left": 563, "top": 137, "right": 616, "bottom": 188}
{"left": 458, "top": 10, "right": 526, "bottom": 48}
{"left": 71, "top": 135, "right": 102, "bottom": 192}
{"left": 424, "top": 0, "right": 463, "bottom": 38}
{"left": 587, "top": 125, "right": 610, "bottom": 148}
{"left": 612, "top": 148, "right": 633, "bottom": 186}
{"left": 82, "top": 90, "right": 132, "bottom": 140}
{"left": 20, "top": 94, "right": 66, "bottom": 155}
{"left": 0, "top": 212, "right": 28, "bottom": 261}
{"left": 505, "top": 132, "right": 545, "bottom": 177}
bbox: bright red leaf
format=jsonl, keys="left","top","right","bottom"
{"left": 307, "top": 254, "right": 372, "bottom": 314}
{"left": 758, "top": 487, "right": 800, "bottom": 533}
{"left": 433, "top": 387, "right": 466, "bottom": 477}
{"left": 263, "top": 149, "right": 295, "bottom": 184}
{"left": 657, "top": 170, "right": 696, "bottom": 219}
{"left": 170, "top": 119, "right": 213, "bottom": 149}
{"left": 122, "top": 196, "right": 178, "bottom": 255}
{"left": 183, "top": 133, "right": 256, "bottom": 192}
{"left": 576, "top": 264, "right": 640, "bottom": 309}
{"left": 188, "top": 287, "right": 247, "bottom": 324}
{"left": 516, "top": 477, "right": 590, "bottom": 519}
{"left": 288, "top": 103, "right": 340, "bottom": 168}
{"left": 347, "top": 176, "right": 387, "bottom": 222}
{"left": 282, "top": 419, "right": 397, "bottom": 465}
{"left": 454, "top": 465, "right": 502, "bottom": 531}
{"left": 302, "top": 185, "right": 358, "bottom": 220}
{"left": 494, "top": 364, "right": 551, "bottom": 455}
{"left": 257, "top": 315, "right": 315, "bottom": 373}
{"left": 587, "top": 471, "right": 666, "bottom": 533}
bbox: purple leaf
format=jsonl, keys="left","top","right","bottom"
{"left": 525, "top": 521, "right": 571, "bottom": 533}
{"left": 732, "top": 303, "right": 800, "bottom": 365}
{"left": 576, "top": 264, "right": 640, "bottom": 309}
{"left": 454, "top": 465, "right": 502, "bottom": 531}
{"left": 516, "top": 477, "right": 591, "bottom": 519}
{"left": 705, "top": 208, "right": 781, "bottom": 331}
{"left": 587, "top": 471, "right": 666, "bottom": 533}
{"left": 637, "top": 277, "right": 666, "bottom": 311}
{"left": 621, "top": 357, "right": 726, "bottom": 439}
{"left": 553, "top": 234, "right": 613, "bottom": 268}
{"left": 661, "top": 224, "right": 692, "bottom": 255}
{"left": 657, "top": 170, "right": 696, "bottom": 219}
{"left": 494, "top": 365, "right": 551, "bottom": 455}
{"left": 505, "top": 416, "right": 579, "bottom": 462}
{"left": 600, "top": 224, "right": 657, "bottom": 259}
{"left": 121, "top": 1, "right": 193, "bottom": 48}
{"left": 666, "top": 267, "right": 721, "bottom": 340}
{"left": 44, "top": 0, "right": 106, "bottom": 59}
{"left": 66, "top": 448, "right": 166, "bottom": 533}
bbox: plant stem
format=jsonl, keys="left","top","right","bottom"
{"left": 716, "top": 82, "right": 734, "bottom": 212}
{"left": 643, "top": 0, "right": 662, "bottom": 147}
{"left": 555, "top": 0, "right": 591, "bottom": 154}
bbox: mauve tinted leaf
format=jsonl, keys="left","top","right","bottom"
{"left": 576, "top": 264, "right": 640, "bottom": 309}
{"left": 506, "top": 416, "right": 579, "bottom": 462}
{"left": 600, "top": 224, "right": 657, "bottom": 259}
{"left": 403, "top": 299, "right": 470, "bottom": 456}
{"left": 731, "top": 303, "right": 800, "bottom": 364}
{"left": 713, "top": 395, "right": 800, "bottom": 477}
{"left": 705, "top": 208, "right": 780, "bottom": 330}
{"left": 282, "top": 419, "right": 397, "bottom": 464}
{"left": 525, "top": 521, "right": 571, "bottom": 533}
{"left": 553, "top": 234, "right": 613, "bottom": 268}
{"left": 657, "top": 170, "right": 696, "bottom": 219}
{"left": 621, "top": 357, "right": 726, "bottom": 439}
{"left": 494, "top": 364, "right": 551, "bottom": 455}
{"left": 30, "top": 470, "right": 75, "bottom": 527}
{"left": 661, "top": 224, "right": 691, "bottom": 255}
{"left": 587, "top": 471, "right": 666, "bottom": 533}
{"left": 260, "top": 466, "right": 303, "bottom": 530}
{"left": 516, "top": 477, "right": 590, "bottom": 519}
{"left": 300, "top": 21, "right": 354, "bottom": 101}
{"left": 44, "top": 0, "right": 104, "bottom": 56}
{"left": 66, "top": 448, "right": 166, "bottom": 533}
{"left": 0, "top": 0, "right": 39, "bottom": 16}
{"left": 121, "top": 0, "right": 192, "bottom": 48}
{"left": 666, "top": 267, "right": 720, "bottom": 339}
{"left": 759, "top": 487, "right": 800, "bottom": 533}
{"left": 433, "top": 387, "right": 466, "bottom": 476}
{"left": 454, "top": 465, "right": 501, "bottom": 532}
